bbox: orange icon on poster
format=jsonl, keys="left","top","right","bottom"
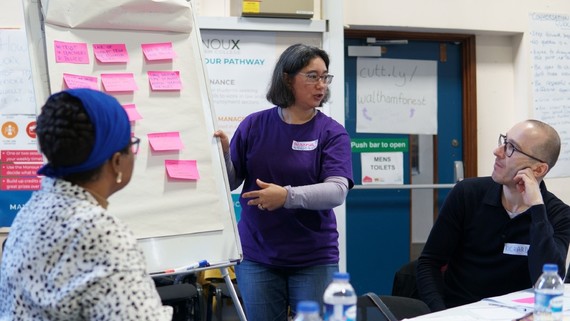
{"left": 2, "top": 121, "right": 18, "bottom": 139}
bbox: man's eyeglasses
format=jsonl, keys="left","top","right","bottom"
{"left": 297, "top": 72, "right": 334, "bottom": 85}
{"left": 498, "top": 134, "right": 546, "bottom": 163}
{"left": 131, "top": 136, "right": 141, "bottom": 154}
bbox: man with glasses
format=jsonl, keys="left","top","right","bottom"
{"left": 417, "top": 119, "right": 570, "bottom": 312}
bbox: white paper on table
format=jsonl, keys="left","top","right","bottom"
{"left": 468, "top": 306, "right": 527, "bottom": 320}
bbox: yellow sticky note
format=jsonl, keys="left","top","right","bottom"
{"left": 242, "top": 1, "right": 260, "bottom": 13}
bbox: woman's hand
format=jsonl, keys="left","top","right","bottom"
{"left": 242, "top": 179, "right": 287, "bottom": 211}
{"left": 213, "top": 130, "right": 230, "bottom": 154}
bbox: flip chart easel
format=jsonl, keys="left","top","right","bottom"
{"left": 34, "top": 0, "right": 246, "bottom": 319}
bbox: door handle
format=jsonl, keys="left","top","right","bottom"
{"left": 454, "top": 160, "right": 464, "bottom": 182}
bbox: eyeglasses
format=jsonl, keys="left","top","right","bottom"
{"left": 131, "top": 136, "right": 141, "bottom": 154}
{"left": 498, "top": 134, "right": 546, "bottom": 163}
{"left": 297, "top": 72, "right": 334, "bottom": 85}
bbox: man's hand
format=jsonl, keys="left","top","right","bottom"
{"left": 513, "top": 168, "right": 544, "bottom": 206}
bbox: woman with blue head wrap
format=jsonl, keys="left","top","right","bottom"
{"left": 0, "top": 89, "right": 172, "bottom": 320}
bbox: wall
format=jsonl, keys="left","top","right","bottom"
{"left": 193, "top": 0, "right": 570, "bottom": 272}
{"left": 343, "top": 0, "right": 570, "bottom": 202}
{"left": 196, "top": 0, "right": 570, "bottom": 200}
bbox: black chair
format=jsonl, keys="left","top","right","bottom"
{"left": 357, "top": 292, "right": 431, "bottom": 321}
{"left": 154, "top": 273, "right": 203, "bottom": 321}
{"left": 357, "top": 293, "right": 398, "bottom": 321}
{"left": 205, "top": 279, "right": 242, "bottom": 321}
{"left": 392, "top": 259, "right": 420, "bottom": 299}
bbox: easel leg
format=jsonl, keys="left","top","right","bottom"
{"left": 220, "top": 267, "right": 247, "bottom": 321}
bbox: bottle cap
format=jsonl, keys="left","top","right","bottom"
{"left": 333, "top": 272, "right": 350, "bottom": 281}
{"left": 297, "top": 300, "right": 319, "bottom": 313}
{"left": 543, "top": 263, "right": 558, "bottom": 273}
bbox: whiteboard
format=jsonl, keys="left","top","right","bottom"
{"left": 529, "top": 12, "right": 570, "bottom": 178}
{"left": 38, "top": 0, "right": 241, "bottom": 273}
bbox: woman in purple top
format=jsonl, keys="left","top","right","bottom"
{"left": 215, "top": 43, "right": 354, "bottom": 320}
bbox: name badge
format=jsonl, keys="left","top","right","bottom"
{"left": 292, "top": 139, "right": 318, "bottom": 151}
{"left": 503, "top": 243, "right": 530, "bottom": 256}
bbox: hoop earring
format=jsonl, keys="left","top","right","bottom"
{"left": 116, "top": 172, "right": 123, "bottom": 184}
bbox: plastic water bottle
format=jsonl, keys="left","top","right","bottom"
{"left": 534, "top": 263, "right": 564, "bottom": 321}
{"left": 323, "top": 272, "right": 357, "bottom": 321}
{"left": 294, "top": 301, "right": 323, "bottom": 321}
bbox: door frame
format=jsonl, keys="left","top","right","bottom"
{"left": 344, "top": 30, "right": 478, "bottom": 178}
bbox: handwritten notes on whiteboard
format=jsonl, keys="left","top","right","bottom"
{"left": 356, "top": 58, "right": 437, "bottom": 134}
{"left": 0, "top": 29, "right": 37, "bottom": 114}
{"left": 529, "top": 13, "right": 570, "bottom": 177}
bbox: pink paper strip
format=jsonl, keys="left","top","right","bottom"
{"left": 148, "top": 71, "right": 182, "bottom": 91}
{"left": 513, "top": 297, "right": 535, "bottom": 304}
{"left": 122, "top": 104, "right": 143, "bottom": 121}
{"left": 63, "top": 73, "right": 98, "bottom": 90}
{"left": 93, "top": 43, "right": 129, "bottom": 63}
{"left": 101, "top": 73, "right": 138, "bottom": 92}
{"left": 141, "top": 42, "right": 176, "bottom": 60}
{"left": 165, "top": 160, "right": 200, "bottom": 180}
{"left": 54, "top": 40, "right": 90, "bottom": 64}
{"left": 147, "top": 132, "right": 184, "bottom": 151}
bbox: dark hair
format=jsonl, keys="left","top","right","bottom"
{"left": 35, "top": 92, "right": 129, "bottom": 184}
{"left": 266, "top": 43, "right": 330, "bottom": 108}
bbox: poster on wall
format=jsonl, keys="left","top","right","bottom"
{"left": 356, "top": 57, "right": 438, "bottom": 134}
{"left": 201, "top": 30, "right": 276, "bottom": 140}
{"left": 201, "top": 30, "right": 324, "bottom": 140}
{"left": 529, "top": 13, "right": 570, "bottom": 178}
{"left": 201, "top": 30, "right": 322, "bottom": 215}
{"left": 0, "top": 10, "right": 39, "bottom": 227}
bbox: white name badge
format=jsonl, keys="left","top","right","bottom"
{"left": 503, "top": 243, "right": 530, "bottom": 256}
{"left": 292, "top": 139, "right": 318, "bottom": 151}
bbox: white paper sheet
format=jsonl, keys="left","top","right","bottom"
{"left": 43, "top": 0, "right": 192, "bottom": 32}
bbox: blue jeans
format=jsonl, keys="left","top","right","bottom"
{"left": 235, "top": 260, "right": 338, "bottom": 321}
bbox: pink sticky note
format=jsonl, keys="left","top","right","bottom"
{"left": 54, "top": 40, "right": 90, "bottom": 64}
{"left": 141, "top": 42, "right": 176, "bottom": 60}
{"left": 101, "top": 73, "right": 138, "bottom": 92}
{"left": 147, "top": 132, "right": 184, "bottom": 151}
{"left": 63, "top": 73, "right": 98, "bottom": 90}
{"left": 93, "top": 43, "right": 129, "bottom": 63}
{"left": 165, "top": 160, "right": 200, "bottom": 180}
{"left": 122, "top": 104, "right": 142, "bottom": 121}
{"left": 148, "top": 71, "right": 182, "bottom": 91}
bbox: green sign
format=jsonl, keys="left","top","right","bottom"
{"left": 350, "top": 138, "right": 408, "bottom": 152}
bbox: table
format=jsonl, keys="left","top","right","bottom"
{"left": 403, "top": 285, "right": 570, "bottom": 321}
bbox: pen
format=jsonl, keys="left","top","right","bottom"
{"left": 150, "top": 260, "right": 210, "bottom": 275}
{"left": 487, "top": 302, "right": 532, "bottom": 313}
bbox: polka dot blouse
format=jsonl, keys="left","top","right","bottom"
{"left": 0, "top": 177, "right": 172, "bottom": 320}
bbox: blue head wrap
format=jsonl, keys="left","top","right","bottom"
{"left": 37, "top": 88, "right": 131, "bottom": 178}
